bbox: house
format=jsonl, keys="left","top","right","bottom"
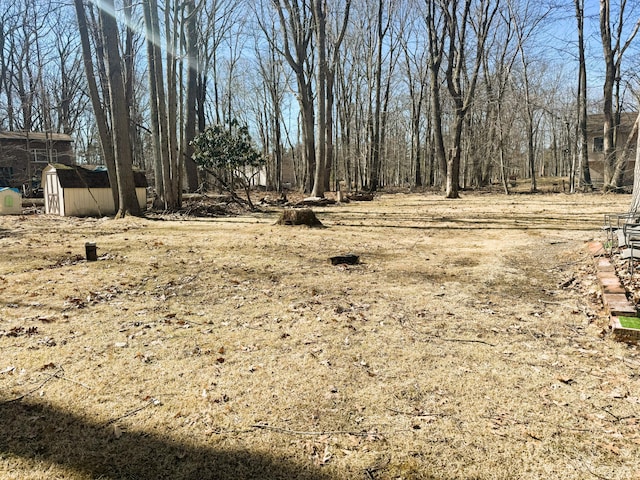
{"left": 0, "top": 187, "right": 22, "bottom": 215}
{"left": 42, "top": 164, "right": 147, "bottom": 217}
{"left": 587, "top": 112, "right": 638, "bottom": 187}
{"left": 0, "top": 132, "right": 74, "bottom": 195}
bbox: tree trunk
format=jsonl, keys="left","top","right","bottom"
{"left": 600, "top": 0, "right": 616, "bottom": 189}
{"left": 73, "top": 0, "right": 119, "bottom": 207}
{"left": 629, "top": 110, "right": 640, "bottom": 212}
{"left": 311, "top": 0, "right": 326, "bottom": 198}
{"left": 183, "top": 0, "right": 199, "bottom": 192}
{"left": 426, "top": 0, "right": 447, "bottom": 188}
{"left": 99, "top": 0, "right": 140, "bottom": 217}
{"left": 575, "top": 0, "right": 591, "bottom": 190}
{"left": 599, "top": 0, "right": 640, "bottom": 190}
{"left": 444, "top": 0, "right": 497, "bottom": 198}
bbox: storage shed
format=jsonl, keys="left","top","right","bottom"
{"left": 42, "top": 164, "right": 147, "bottom": 217}
{"left": 0, "top": 187, "right": 22, "bottom": 215}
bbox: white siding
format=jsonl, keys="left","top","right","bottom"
{"left": 63, "top": 188, "right": 116, "bottom": 217}
{"left": 63, "top": 188, "right": 146, "bottom": 217}
{"left": 136, "top": 188, "right": 147, "bottom": 211}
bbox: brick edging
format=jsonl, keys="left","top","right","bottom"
{"left": 588, "top": 241, "right": 640, "bottom": 341}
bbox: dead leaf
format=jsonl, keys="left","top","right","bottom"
{"left": 523, "top": 429, "right": 542, "bottom": 441}
{"left": 609, "top": 387, "right": 629, "bottom": 399}
{"left": 558, "top": 377, "right": 575, "bottom": 385}
{"left": 319, "top": 444, "right": 331, "bottom": 465}
{"left": 598, "top": 442, "right": 621, "bottom": 455}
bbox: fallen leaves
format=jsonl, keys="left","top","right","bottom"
{"left": 0, "top": 325, "right": 38, "bottom": 337}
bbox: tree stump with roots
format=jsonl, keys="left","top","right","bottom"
{"left": 275, "top": 208, "right": 323, "bottom": 227}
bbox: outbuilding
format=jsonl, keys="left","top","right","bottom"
{"left": 0, "top": 187, "right": 22, "bottom": 215}
{"left": 42, "top": 164, "right": 147, "bottom": 217}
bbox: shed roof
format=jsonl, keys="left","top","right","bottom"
{"left": 0, "top": 131, "right": 74, "bottom": 142}
{"left": 49, "top": 164, "right": 148, "bottom": 189}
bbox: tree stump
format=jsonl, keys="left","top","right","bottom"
{"left": 275, "top": 208, "right": 323, "bottom": 227}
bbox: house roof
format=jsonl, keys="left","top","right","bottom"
{"left": 0, "top": 131, "right": 74, "bottom": 142}
{"left": 587, "top": 112, "right": 639, "bottom": 137}
{"left": 49, "top": 164, "right": 148, "bottom": 189}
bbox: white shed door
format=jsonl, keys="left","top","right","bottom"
{"left": 46, "top": 171, "right": 60, "bottom": 215}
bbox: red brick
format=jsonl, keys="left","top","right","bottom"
{"left": 596, "top": 258, "right": 615, "bottom": 271}
{"left": 603, "top": 284, "right": 627, "bottom": 294}
{"left": 587, "top": 242, "right": 605, "bottom": 256}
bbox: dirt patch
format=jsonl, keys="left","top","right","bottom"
{"left": 1, "top": 192, "right": 639, "bottom": 479}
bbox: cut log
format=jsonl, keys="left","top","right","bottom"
{"left": 347, "top": 192, "right": 374, "bottom": 201}
{"left": 275, "top": 208, "right": 323, "bottom": 227}
{"left": 294, "top": 197, "right": 336, "bottom": 207}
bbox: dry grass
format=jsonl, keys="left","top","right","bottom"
{"left": 1, "top": 191, "right": 639, "bottom": 480}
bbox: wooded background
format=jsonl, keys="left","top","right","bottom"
{"left": 0, "top": 0, "right": 638, "bottom": 212}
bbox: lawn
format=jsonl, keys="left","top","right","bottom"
{"left": 1, "top": 191, "right": 639, "bottom": 479}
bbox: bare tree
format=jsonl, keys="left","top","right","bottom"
{"left": 322, "top": 0, "right": 351, "bottom": 192}
{"left": 599, "top": 0, "right": 640, "bottom": 190}
{"left": 426, "top": 0, "right": 448, "bottom": 190}
{"left": 254, "top": 20, "right": 287, "bottom": 191}
{"left": 261, "top": 0, "right": 316, "bottom": 193}
{"left": 509, "top": 0, "right": 551, "bottom": 193}
{"left": 311, "top": 0, "right": 327, "bottom": 197}
{"left": 400, "top": 6, "right": 428, "bottom": 188}
{"left": 483, "top": 5, "right": 518, "bottom": 194}
{"left": 628, "top": 108, "right": 640, "bottom": 211}
{"left": 444, "top": 0, "right": 499, "bottom": 198}
{"left": 183, "top": 0, "right": 200, "bottom": 192}
{"left": 98, "top": 0, "right": 141, "bottom": 217}
{"left": 575, "top": 0, "right": 591, "bottom": 191}
{"left": 73, "top": 0, "right": 118, "bottom": 204}
{"left": 142, "top": 0, "right": 182, "bottom": 210}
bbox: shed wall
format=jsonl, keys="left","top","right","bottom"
{"left": 0, "top": 189, "right": 22, "bottom": 215}
{"left": 62, "top": 187, "right": 146, "bottom": 217}
{"left": 63, "top": 188, "right": 117, "bottom": 217}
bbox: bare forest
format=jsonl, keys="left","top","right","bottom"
{"left": 0, "top": 0, "right": 639, "bottom": 209}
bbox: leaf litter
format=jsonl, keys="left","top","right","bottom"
{"left": 0, "top": 192, "right": 639, "bottom": 479}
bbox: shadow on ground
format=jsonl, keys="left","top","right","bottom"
{"left": 0, "top": 399, "right": 335, "bottom": 480}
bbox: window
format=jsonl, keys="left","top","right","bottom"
{"left": 593, "top": 137, "right": 604, "bottom": 153}
{"left": 32, "top": 149, "right": 58, "bottom": 164}
{"left": 0, "top": 166, "right": 13, "bottom": 186}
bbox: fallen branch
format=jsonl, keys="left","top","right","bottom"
{"left": 385, "top": 407, "right": 447, "bottom": 417}
{"left": 104, "top": 398, "right": 159, "bottom": 426}
{"left": 438, "top": 337, "right": 496, "bottom": 346}
{"left": 251, "top": 423, "right": 378, "bottom": 437}
{"left": 44, "top": 370, "right": 92, "bottom": 389}
{"left": 397, "top": 318, "right": 496, "bottom": 347}
{"left": 0, "top": 368, "right": 63, "bottom": 404}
